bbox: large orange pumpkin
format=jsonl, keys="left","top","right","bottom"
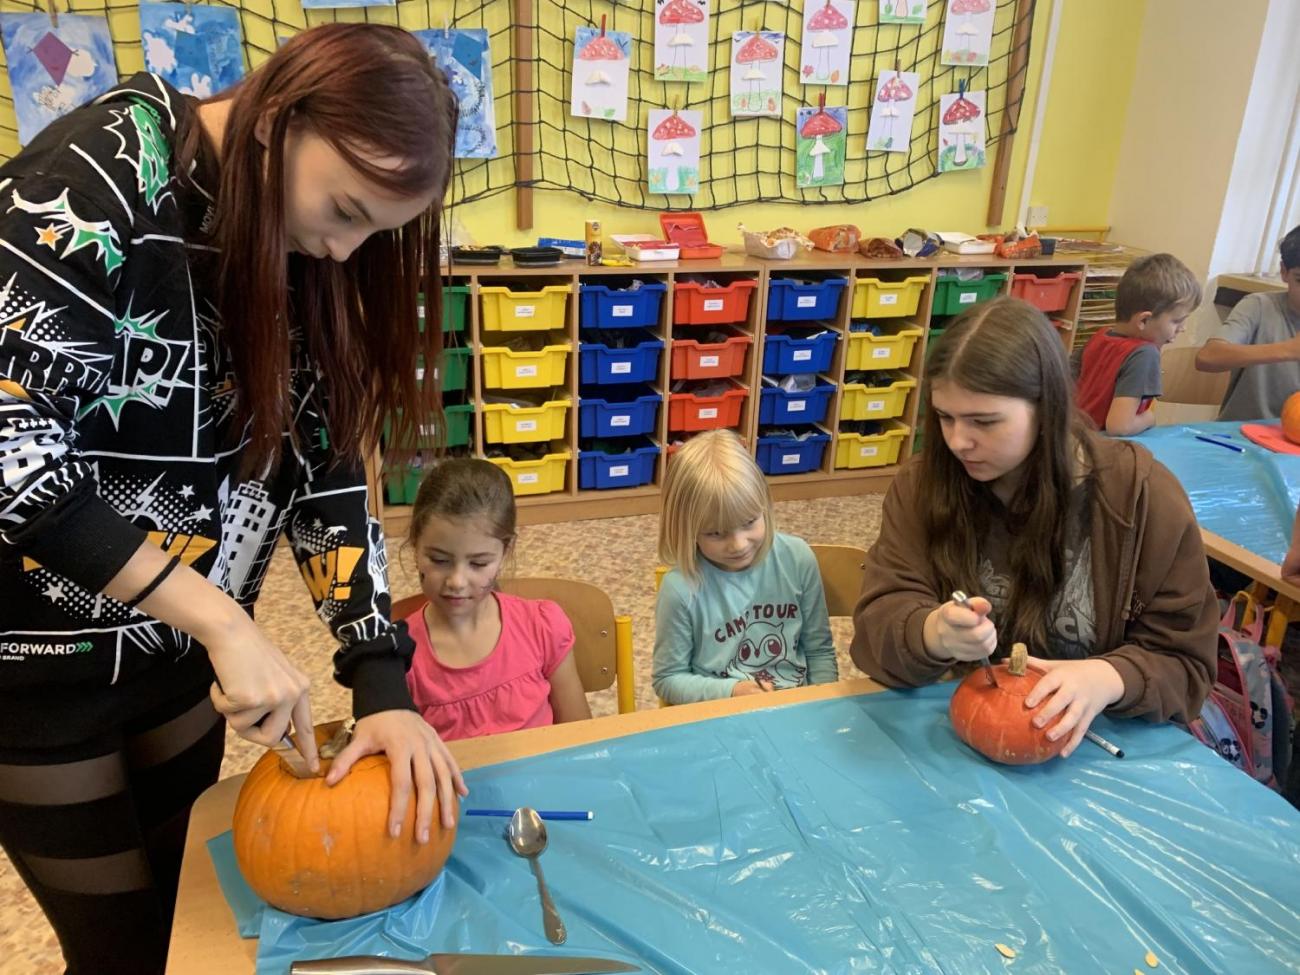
{"left": 1281, "top": 392, "right": 1300, "bottom": 445}
{"left": 949, "top": 662, "right": 1067, "bottom": 766}
{"left": 232, "top": 720, "right": 457, "bottom": 919}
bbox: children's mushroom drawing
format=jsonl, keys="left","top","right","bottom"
{"left": 866, "top": 66, "right": 918, "bottom": 151}
{"left": 942, "top": 0, "right": 993, "bottom": 66}
{"left": 800, "top": 0, "right": 853, "bottom": 86}
{"left": 571, "top": 16, "right": 631, "bottom": 121}
{"left": 938, "top": 81, "right": 986, "bottom": 171}
{"left": 730, "top": 30, "right": 782, "bottom": 116}
{"left": 648, "top": 108, "right": 702, "bottom": 194}
{"left": 796, "top": 93, "right": 847, "bottom": 187}
{"left": 655, "top": 0, "right": 709, "bottom": 82}
{"left": 878, "top": 0, "right": 925, "bottom": 25}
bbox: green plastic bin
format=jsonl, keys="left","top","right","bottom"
{"left": 417, "top": 347, "right": 471, "bottom": 392}
{"left": 931, "top": 273, "right": 1007, "bottom": 316}
{"left": 386, "top": 403, "right": 474, "bottom": 449}
{"left": 419, "top": 285, "right": 470, "bottom": 334}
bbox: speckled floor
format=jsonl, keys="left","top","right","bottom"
{"left": 0, "top": 494, "right": 882, "bottom": 974}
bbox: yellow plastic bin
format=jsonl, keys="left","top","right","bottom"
{"left": 481, "top": 339, "right": 571, "bottom": 390}
{"left": 482, "top": 396, "right": 570, "bottom": 445}
{"left": 840, "top": 373, "right": 917, "bottom": 421}
{"left": 480, "top": 285, "right": 572, "bottom": 331}
{"left": 844, "top": 327, "right": 924, "bottom": 371}
{"left": 834, "top": 421, "right": 909, "bottom": 470}
{"left": 489, "top": 446, "right": 571, "bottom": 496}
{"left": 851, "top": 275, "right": 930, "bottom": 319}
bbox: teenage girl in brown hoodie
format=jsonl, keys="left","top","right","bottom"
{"left": 851, "top": 298, "right": 1217, "bottom": 758}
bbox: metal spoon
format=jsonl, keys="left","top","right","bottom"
{"left": 508, "top": 807, "right": 567, "bottom": 945}
{"left": 951, "top": 590, "right": 998, "bottom": 688}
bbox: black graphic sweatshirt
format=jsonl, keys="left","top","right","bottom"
{"left": 0, "top": 74, "right": 413, "bottom": 740}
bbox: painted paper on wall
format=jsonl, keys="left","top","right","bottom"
{"left": 140, "top": 3, "right": 243, "bottom": 99}
{"left": 937, "top": 83, "right": 985, "bottom": 171}
{"left": 730, "top": 31, "right": 783, "bottom": 117}
{"left": 301, "top": 0, "right": 393, "bottom": 10}
{"left": 800, "top": 0, "right": 853, "bottom": 86}
{"left": 866, "top": 68, "right": 917, "bottom": 152}
{"left": 796, "top": 95, "right": 847, "bottom": 188}
{"left": 572, "top": 18, "right": 631, "bottom": 122}
{"left": 647, "top": 109, "right": 701, "bottom": 195}
{"left": 0, "top": 13, "right": 117, "bottom": 146}
{"left": 414, "top": 29, "right": 497, "bottom": 158}
{"left": 878, "top": 0, "right": 925, "bottom": 25}
{"left": 941, "top": 0, "right": 993, "bottom": 66}
{"left": 654, "top": 0, "right": 709, "bottom": 83}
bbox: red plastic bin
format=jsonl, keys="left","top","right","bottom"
{"left": 673, "top": 279, "right": 758, "bottom": 326}
{"left": 1009, "top": 272, "right": 1081, "bottom": 313}
{"left": 668, "top": 382, "right": 747, "bottom": 432}
{"left": 670, "top": 330, "right": 752, "bottom": 380}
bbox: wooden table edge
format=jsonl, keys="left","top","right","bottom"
{"left": 1199, "top": 528, "right": 1300, "bottom": 603}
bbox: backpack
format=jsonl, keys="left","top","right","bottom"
{"left": 1182, "top": 592, "right": 1293, "bottom": 790}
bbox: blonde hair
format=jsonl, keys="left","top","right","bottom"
{"left": 658, "top": 430, "right": 775, "bottom": 582}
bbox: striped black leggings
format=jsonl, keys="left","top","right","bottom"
{"left": 0, "top": 688, "right": 225, "bottom": 975}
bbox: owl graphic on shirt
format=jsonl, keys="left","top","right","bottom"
{"left": 727, "top": 619, "right": 806, "bottom": 688}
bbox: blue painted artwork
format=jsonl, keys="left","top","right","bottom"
{"left": 412, "top": 28, "right": 497, "bottom": 159}
{"left": 140, "top": 3, "right": 243, "bottom": 99}
{"left": 0, "top": 13, "right": 117, "bottom": 146}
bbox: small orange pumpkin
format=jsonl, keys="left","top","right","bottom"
{"left": 949, "top": 655, "right": 1066, "bottom": 766}
{"left": 1281, "top": 391, "right": 1300, "bottom": 444}
{"left": 232, "top": 720, "right": 457, "bottom": 919}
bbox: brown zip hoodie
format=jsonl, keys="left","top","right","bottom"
{"left": 850, "top": 435, "right": 1217, "bottom": 723}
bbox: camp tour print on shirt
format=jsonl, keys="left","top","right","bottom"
{"left": 713, "top": 601, "right": 808, "bottom": 687}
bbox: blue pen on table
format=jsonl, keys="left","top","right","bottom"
{"left": 1194, "top": 434, "right": 1244, "bottom": 453}
{"left": 465, "top": 808, "right": 594, "bottom": 821}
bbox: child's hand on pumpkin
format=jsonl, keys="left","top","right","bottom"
{"left": 1023, "top": 657, "right": 1125, "bottom": 757}
{"left": 327, "top": 710, "right": 468, "bottom": 840}
{"left": 924, "top": 596, "right": 997, "bottom": 663}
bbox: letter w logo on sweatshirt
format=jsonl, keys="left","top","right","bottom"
{"left": 298, "top": 546, "right": 363, "bottom": 604}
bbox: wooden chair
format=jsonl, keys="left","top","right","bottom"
{"left": 1155, "top": 344, "right": 1229, "bottom": 425}
{"left": 392, "top": 577, "right": 636, "bottom": 713}
{"left": 810, "top": 543, "right": 868, "bottom": 617}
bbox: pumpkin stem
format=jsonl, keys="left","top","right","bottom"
{"left": 1008, "top": 642, "right": 1028, "bottom": 676}
{"left": 320, "top": 717, "right": 357, "bottom": 760}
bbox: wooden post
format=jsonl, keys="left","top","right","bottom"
{"left": 513, "top": 0, "right": 535, "bottom": 230}
{"left": 985, "top": 0, "right": 1034, "bottom": 227}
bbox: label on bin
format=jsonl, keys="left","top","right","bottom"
{"left": 514, "top": 305, "right": 536, "bottom": 317}
{"left": 879, "top": 293, "right": 899, "bottom": 305}
{"left": 611, "top": 362, "right": 633, "bottom": 374}
{"left": 872, "top": 347, "right": 891, "bottom": 359}
{"left": 516, "top": 420, "right": 538, "bottom": 432}
{"left": 959, "top": 292, "right": 978, "bottom": 304}
{"left": 782, "top": 453, "right": 800, "bottom": 465}
{"left": 787, "top": 400, "right": 807, "bottom": 412}
{"left": 518, "top": 472, "right": 540, "bottom": 484}
{"left": 703, "top": 299, "right": 724, "bottom": 312}
{"left": 793, "top": 349, "right": 813, "bottom": 362}
{"left": 516, "top": 365, "right": 539, "bottom": 377}
{"left": 700, "top": 355, "right": 720, "bottom": 368}
{"left": 860, "top": 446, "right": 879, "bottom": 457}
{"left": 609, "top": 465, "right": 630, "bottom": 477}
{"left": 612, "top": 305, "right": 634, "bottom": 318}
{"left": 698, "top": 407, "right": 718, "bottom": 419}
{"left": 416, "top": 367, "right": 426, "bottom": 381}
{"left": 611, "top": 415, "right": 631, "bottom": 427}
{"left": 868, "top": 400, "right": 885, "bottom": 411}
{"left": 418, "top": 303, "right": 426, "bottom": 318}
{"left": 797, "top": 295, "right": 818, "bottom": 308}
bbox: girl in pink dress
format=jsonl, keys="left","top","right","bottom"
{"left": 403, "top": 459, "right": 592, "bottom": 740}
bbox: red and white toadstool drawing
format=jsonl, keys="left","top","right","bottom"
{"left": 800, "top": 92, "right": 843, "bottom": 182}
{"left": 876, "top": 67, "right": 913, "bottom": 143}
{"left": 651, "top": 109, "right": 698, "bottom": 191}
{"left": 579, "top": 15, "right": 623, "bottom": 87}
{"left": 734, "top": 31, "right": 779, "bottom": 112}
{"left": 805, "top": 0, "right": 848, "bottom": 83}
{"left": 659, "top": 0, "right": 704, "bottom": 77}
{"left": 941, "top": 79, "right": 982, "bottom": 166}
{"left": 950, "top": 0, "right": 991, "bottom": 61}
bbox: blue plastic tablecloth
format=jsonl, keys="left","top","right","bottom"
{"left": 1132, "top": 421, "right": 1300, "bottom": 564}
{"left": 210, "top": 685, "right": 1300, "bottom": 974}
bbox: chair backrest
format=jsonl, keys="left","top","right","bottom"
{"left": 391, "top": 579, "right": 618, "bottom": 695}
{"left": 1160, "top": 344, "right": 1229, "bottom": 407}
{"left": 810, "top": 544, "right": 868, "bottom": 618}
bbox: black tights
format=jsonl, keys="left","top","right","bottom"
{"left": 0, "top": 691, "right": 225, "bottom": 975}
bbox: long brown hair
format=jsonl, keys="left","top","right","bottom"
{"left": 920, "top": 297, "right": 1094, "bottom": 651}
{"left": 181, "top": 24, "right": 455, "bottom": 473}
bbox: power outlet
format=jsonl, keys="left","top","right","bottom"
{"left": 1026, "top": 205, "right": 1049, "bottom": 228}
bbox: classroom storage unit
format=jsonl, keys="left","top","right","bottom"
{"left": 579, "top": 281, "right": 667, "bottom": 329}
{"left": 931, "top": 272, "right": 1007, "bottom": 315}
{"left": 482, "top": 396, "right": 571, "bottom": 445}
{"left": 579, "top": 330, "right": 664, "bottom": 385}
{"left": 759, "top": 378, "right": 836, "bottom": 425}
{"left": 673, "top": 278, "right": 758, "bottom": 326}
{"left": 669, "top": 330, "right": 751, "bottom": 380}
{"left": 481, "top": 339, "right": 571, "bottom": 390}
{"left": 851, "top": 275, "right": 930, "bottom": 319}
{"left": 579, "top": 388, "right": 661, "bottom": 438}
{"left": 756, "top": 429, "right": 831, "bottom": 475}
{"left": 480, "top": 284, "right": 572, "bottom": 331}
{"left": 1010, "top": 271, "right": 1082, "bottom": 313}
{"left": 578, "top": 437, "right": 660, "bottom": 490}
{"left": 840, "top": 373, "right": 917, "bottom": 421}
{"left": 668, "top": 382, "right": 747, "bottom": 432}
{"left": 844, "top": 325, "right": 924, "bottom": 371}
{"left": 766, "top": 276, "right": 848, "bottom": 321}
{"left": 762, "top": 328, "right": 839, "bottom": 374}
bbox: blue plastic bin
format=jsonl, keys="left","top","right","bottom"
{"left": 756, "top": 430, "right": 831, "bottom": 475}
{"left": 579, "top": 282, "right": 667, "bottom": 329}
{"left": 767, "top": 277, "right": 848, "bottom": 322}
{"left": 762, "top": 329, "right": 839, "bottom": 375}
{"left": 579, "top": 330, "right": 664, "bottom": 385}
{"left": 578, "top": 437, "right": 660, "bottom": 489}
{"left": 578, "top": 388, "right": 661, "bottom": 438}
{"left": 758, "top": 379, "right": 835, "bottom": 425}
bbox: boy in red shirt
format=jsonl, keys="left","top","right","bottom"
{"left": 1075, "top": 253, "right": 1202, "bottom": 434}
